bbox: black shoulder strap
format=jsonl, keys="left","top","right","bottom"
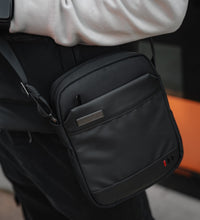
{"left": 0, "top": 38, "right": 58, "bottom": 124}
{"left": 0, "top": 38, "right": 28, "bottom": 84}
{"left": 149, "top": 38, "right": 156, "bottom": 66}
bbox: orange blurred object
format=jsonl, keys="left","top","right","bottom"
{"left": 168, "top": 95, "right": 200, "bottom": 174}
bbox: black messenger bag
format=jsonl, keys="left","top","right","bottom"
{"left": 0, "top": 38, "right": 183, "bottom": 207}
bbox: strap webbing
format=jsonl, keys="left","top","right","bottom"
{"left": 149, "top": 38, "right": 156, "bottom": 66}
{"left": 0, "top": 38, "right": 58, "bottom": 124}
{"left": 0, "top": 38, "right": 28, "bottom": 83}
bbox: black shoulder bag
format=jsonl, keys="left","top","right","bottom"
{"left": 0, "top": 38, "right": 183, "bottom": 208}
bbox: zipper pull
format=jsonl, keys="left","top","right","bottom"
{"left": 75, "top": 94, "right": 82, "bottom": 106}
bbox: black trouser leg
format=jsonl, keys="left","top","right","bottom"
{"left": 0, "top": 130, "right": 154, "bottom": 220}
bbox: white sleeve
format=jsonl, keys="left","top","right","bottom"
{"left": 10, "top": 0, "right": 189, "bottom": 46}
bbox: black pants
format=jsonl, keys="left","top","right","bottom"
{"left": 0, "top": 130, "right": 154, "bottom": 220}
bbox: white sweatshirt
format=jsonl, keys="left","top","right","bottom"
{"left": 10, "top": 0, "right": 189, "bottom": 46}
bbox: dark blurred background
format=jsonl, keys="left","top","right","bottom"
{"left": 139, "top": 0, "right": 200, "bottom": 201}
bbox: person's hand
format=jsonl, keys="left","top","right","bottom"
{"left": 0, "top": 0, "right": 14, "bottom": 32}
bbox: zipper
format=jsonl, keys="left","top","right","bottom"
{"left": 51, "top": 52, "right": 141, "bottom": 110}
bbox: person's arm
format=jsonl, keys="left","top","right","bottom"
{"left": 9, "top": 0, "right": 188, "bottom": 46}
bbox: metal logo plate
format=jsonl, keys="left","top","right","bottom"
{"left": 76, "top": 110, "right": 104, "bottom": 127}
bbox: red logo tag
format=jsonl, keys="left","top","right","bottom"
{"left": 163, "top": 160, "right": 167, "bottom": 167}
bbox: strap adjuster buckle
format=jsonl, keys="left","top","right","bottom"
{"left": 20, "top": 82, "right": 58, "bottom": 124}
{"left": 20, "top": 82, "right": 30, "bottom": 96}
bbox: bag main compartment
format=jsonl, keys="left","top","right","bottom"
{"left": 51, "top": 51, "right": 183, "bottom": 207}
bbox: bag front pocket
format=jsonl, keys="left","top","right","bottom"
{"left": 64, "top": 73, "right": 159, "bottom": 132}
{"left": 63, "top": 73, "right": 178, "bottom": 193}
